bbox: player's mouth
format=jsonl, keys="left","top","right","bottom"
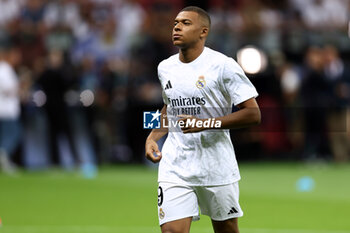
{"left": 173, "top": 34, "right": 182, "bottom": 40}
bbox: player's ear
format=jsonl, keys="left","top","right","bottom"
{"left": 200, "top": 27, "right": 209, "bottom": 39}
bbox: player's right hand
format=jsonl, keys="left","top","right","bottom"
{"left": 145, "top": 139, "right": 162, "bottom": 163}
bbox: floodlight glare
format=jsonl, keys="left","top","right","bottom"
{"left": 32, "top": 90, "right": 47, "bottom": 107}
{"left": 237, "top": 46, "right": 267, "bottom": 74}
{"left": 80, "top": 89, "right": 94, "bottom": 107}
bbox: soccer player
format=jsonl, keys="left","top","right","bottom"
{"left": 145, "top": 6, "right": 260, "bottom": 233}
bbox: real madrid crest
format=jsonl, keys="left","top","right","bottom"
{"left": 159, "top": 208, "right": 165, "bottom": 219}
{"left": 196, "top": 75, "right": 206, "bottom": 89}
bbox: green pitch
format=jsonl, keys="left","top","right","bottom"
{"left": 0, "top": 162, "right": 349, "bottom": 233}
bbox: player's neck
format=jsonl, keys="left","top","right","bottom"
{"left": 179, "top": 45, "right": 204, "bottom": 63}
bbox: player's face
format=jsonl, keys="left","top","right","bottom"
{"left": 172, "top": 11, "right": 204, "bottom": 48}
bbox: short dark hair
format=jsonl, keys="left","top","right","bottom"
{"left": 180, "top": 6, "right": 211, "bottom": 28}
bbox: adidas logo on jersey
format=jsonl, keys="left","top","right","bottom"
{"left": 227, "top": 207, "right": 238, "bottom": 215}
{"left": 164, "top": 80, "right": 172, "bottom": 90}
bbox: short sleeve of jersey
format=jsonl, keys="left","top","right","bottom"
{"left": 157, "top": 63, "right": 170, "bottom": 105}
{"left": 221, "top": 58, "right": 258, "bottom": 106}
{"left": 161, "top": 90, "right": 169, "bottom": 105}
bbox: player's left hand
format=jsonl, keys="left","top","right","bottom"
{"left": 177, "top": 114, "right": 205, "bottom": 134}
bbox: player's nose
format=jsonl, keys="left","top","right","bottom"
{"left": 174, "top": 24, "right": 181, "bottom": 31}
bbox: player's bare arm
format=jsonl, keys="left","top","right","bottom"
{"left": 179, "top": 98, "right": 260, "bottom": 134}
{"left": 145, "top": 104, "right": 168, "bottom": 163}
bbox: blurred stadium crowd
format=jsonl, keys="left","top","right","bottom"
{"left": 0, "top": 0, "right": 349, "bottom": 172}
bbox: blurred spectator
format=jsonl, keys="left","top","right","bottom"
{"left": 0, "top": 0, "right": 24, "bottom": 26}
{"left": 21, "top": 0, "right": 45, "bottom": 23}
{"left": 36, "top": 49, "right": 79, "bottom": 167}
{"left": 113, "top": 0, "right": 146, "bottom": 48}
{"left": 300, "top": 46, "right": 330, "bottom": 160}
{"left": 43, "top": 0, "right": 77, "bottom": 52}
{"left": 8, "top": 0, "right": 47, "bottom": 69}
{"left": 0, "top": 46, "right": 22, "bottom": 174}
{"left": 43, "top": 0, "right": 81, "bottom": 30}
{"left": 279, "top": 63, "right": 304, "bottom": 156}
{"left": 323, "top": 45, "right": 350, "bottom": 162}
{"left": 290, "top": 0, "right": 349, "bottom": 30}
{"left": 72, "top": 16, "right": 129, "bottom": 66}
{"left": 207, "top": 0, "right": 242, "bottom": 55}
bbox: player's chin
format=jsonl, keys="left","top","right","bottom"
{"left": 172, "top": 40, "right": 184, "bottom": 47}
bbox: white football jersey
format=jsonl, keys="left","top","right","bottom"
{"left": 0, "top": 61, "right": 20, "bottom": 119}
{"left": 158, "top": 47, "right": 258, "bottom": 186}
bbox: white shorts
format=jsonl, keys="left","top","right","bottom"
{"left": 157, "top": 182, "right": 243, "bottom": 225}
